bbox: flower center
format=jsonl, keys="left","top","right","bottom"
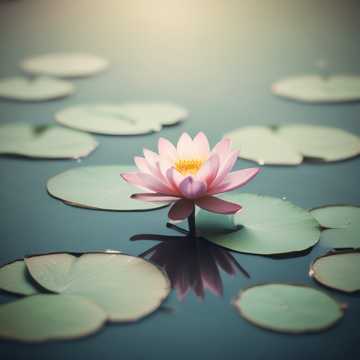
{"left": 175, "top": 159, "right": 203, "bottom": 176}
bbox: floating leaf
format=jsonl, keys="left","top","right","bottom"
{"left": 310, "top": 205, "right": 360, "bottom": 249}
{"left": 234, "top": 284, "right": 343, "bottom": 334}
{"left": 277, "top": 125, "right": 360, "bottom": 162}
{"left": 0, "top": 76, "right": 74, "bottom": 101}
{"left": 21, "top": 53, "right": 108, "bottom": 78}
{"left": 197, "top": 193, "right": 320, "bottom": 255}
{"left": 310, "top": 251, "right": 360, "bottom": 293}
{"left": 47, "top": 165, "right": 168, "bottom": 211}
{"left": 25, "top": 253, "right": 170, "bottom": 322}
{"left": 0, "top": 295, "right": 106, "bottom": 342}
{"left": 0, "top": 123, "right": 97, "bottom": 159}
{"left": 226, "top": 125, "right": 360, "bottom": 165}
{"left": 272, "top": 75, "right": 360, "bottom": 103}
{"left": 0, "top": 260, "right": 39, "bottom": 296}
{"left": 55, "top": 103, "right": 188, "bottom": 135}
{"left": 225, "top": 126, "right": 302, "bottom": 165}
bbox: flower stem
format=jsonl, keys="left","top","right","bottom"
{"left": 187, "top": 210, "right": 196, "bottom": 238}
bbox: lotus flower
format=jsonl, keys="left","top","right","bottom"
{"left": 121, "top": 132, "right": 260, "bottom": 221}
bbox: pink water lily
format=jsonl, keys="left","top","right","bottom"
{"left": 121, "top": 132, "right": 260, "bottom": 221}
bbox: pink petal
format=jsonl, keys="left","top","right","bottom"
{"left": 134, "top": 156, "right": 150, "bottom": 173}
{"left": 176, "top": 133, "right": 194, "bottom": 158}
{"left": 121, "top": 172, "right": 173, "bottom": 194}
{"left": 210, "top": 168, "right": 261, "bottom": 194}
{"left": 179, "top": 177, "right": 207, "bottom": 199}
{"left": 166, "top": 167, "right": 184, "bottom": 191}
{"left": 143, "top": 149, "right": 160, "bottom": 167}
{"left": 159, "top": 158, "right": 173, "bottom": 178}
{"left": 131, "top": 193, "right": 179, "bottom": 202}
{"left": 168, "top": 199, "right": 195, "bottom": 220}
{"left": 211, "top": 138, "right": 232, "bottom": 161}
{"left": 196, "top": 154, "right": 220, "bottom": 185}
{"left": 196, "top": 196, "right": 242, "bottom": 214}
{"left": 158, "top": 137, "right": 177, "bottom": 162}
{"left": 210, "top": 149, "right": 239, "bottom": 188}
{"left": 193, "top": 132, "right": 210, "bottom": 158}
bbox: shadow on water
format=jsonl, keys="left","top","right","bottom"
{"left": 131, "top": 229, "right": 250, "bottom": 301}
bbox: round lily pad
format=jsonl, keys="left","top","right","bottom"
{"left": 225, "top": 126, "right": 302, "bottom": 165}
{"left": 0, "top": 260, "right": 39, "bottom": 296}
{"left": 234, "top": 284, "right": 344, "bottom": 334}
{"left": 0, "top": 295, "right": 106, "bottom": 342}
{"left": 310, "top": 205, "right": 360, "bottom": 249}
{"left": 21, "top": 53, "right": 108, "bottom": 78}
{"left": 197, "top": 193, "right": 320, "bottom": 255}
{"left": 310, "top": 251, "right": 360, "bottom": 293}
{"left": 47, "top": 165, "right": 168, "bottom": 211}
{"left": 272, "top": 75, "right": 360, "bottom": 103}
{"left": 25, "top": 253, "right": 171, "bottom": 322}
{"left": 0, "top": 123, "right": 97, "bottom": 159}
{"left": 0, "top": 76, "right": 74, "bottom": 101}
{"left": 55, "top": 103, "right": 188, "bottom": 135}
{"left": 225, "top": 125, "right": 360, "bottom": 165}
{"left": 277, "top": 125, "right": 360, "bottom": 162}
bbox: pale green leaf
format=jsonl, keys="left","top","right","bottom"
{"left": 47, "top": 165, "right": 167, "bottom": 211}
{"left": 0, "top": 260, "right": 39, "bottom": 296}
{"left": 25, "top": 253, "right": 171, "bottom": 322}
{"left": 0, "top": 76, "right": 74, "bottom": 101}
{"left": 310, "top": 251, "right": 360, "bottom": 293}
{"left": 0, "top": 123, "right": 97, "bottom": 159}
{"left": 272, "top": 75, "right": 360, "bottom": 103}
{"left": 234, "top": 284, "right": 343, "bottom": 333}
{"left": 21, "top": 53, "right": 108, "bottom": 78}
{"left": 311, "top": 206, "right": 360, "bottom": 249}
{"left": 197, "top": 193, "right": 320, "bottom": 255}
{"left": 55, "top": 103, "right": 188, "bottom": 135}
{"left": 0, "top": 295, "right": 106, "bottom": 342}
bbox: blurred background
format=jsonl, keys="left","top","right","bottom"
{"left": 0, "top": 1, "right": 359, "bottom": 359}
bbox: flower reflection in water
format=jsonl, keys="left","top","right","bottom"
{"left": 132, "top": 232, "right": 249, "bottom": 301}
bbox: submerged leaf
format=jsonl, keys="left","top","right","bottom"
{"left": 234, "top": 284, "right": 343, "bottom": 334}
{"left": 0, "top": 76, "right": 74, "bottom": 101}
{"left": 197, "top": 193, "right": 320, "bottom": 255}
{"left": 310, "top": 251, "right": 360, "bottom": 293}
{"left": 25, "top": 253, "right": 171, "bottom": 322}
{"left": 55, "top": 103, "right": 188, "bottom": 135}
{"left": 0, "top": 260, "right": 39, "bottom": 296}
{"left": 310, "top": 205, "right": 360, "bottom": 249}
{"left": 21, "top": 53, "right": 108, "bottom": 78}
{"left": 0, "top": 295, "right": 106, "bottom": 342}
{"left": 0, "top": 123, "right": 97, "bottom": 159}
{"left": 272, "top": 75, "right": 360, "bottom": 103}
{"left": 47, "top": 165, "right": 168, "bottom": 211}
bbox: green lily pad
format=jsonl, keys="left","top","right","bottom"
{"left": 0, "top": 123, "right": 97, "bottom": 159}
{"left": 277, "top": 125, "right": 360, "bottom": 162}
{"left": 310, "top": 205, "right": 360, "bottom": 249}
{"left": 25, "top": 253, "right": 170, "bottom": 322}
{"left": 226, "top": 125, "right": 360, "bottom": 165}
{"left": 225, "top": 126, "right": 302, "bottom": 165}
{"left": 272, "top": 75, "right": 360, "bottom": 103}
{"left": 47, "top": 165, "right": 167, "bottom": 211}
{"left": 0, "top": 76, "right": 74, "bottom": 101}
{"left": 0, "top": 260, "right": 39, "bottom": 296}
{"left": 0, "top": 295, "right": 106, "bottom": 342}
{"left": 310, "top": 251, "right": 360, "bottom": 293}
{"left": 55, "top": 103, "right": 188, "bottom": 135}
{"left": 234, "top": 284, "right": 344, "bottom": 334}
{"left": 197, "top": 194, "right": 320, "bottom": 255}
{"left": 21, "top": 53, "right": 108, "bottom": 78}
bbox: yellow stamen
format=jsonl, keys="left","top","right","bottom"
{"left": 175, "top": 159, "right": 203, "bottom": 176}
